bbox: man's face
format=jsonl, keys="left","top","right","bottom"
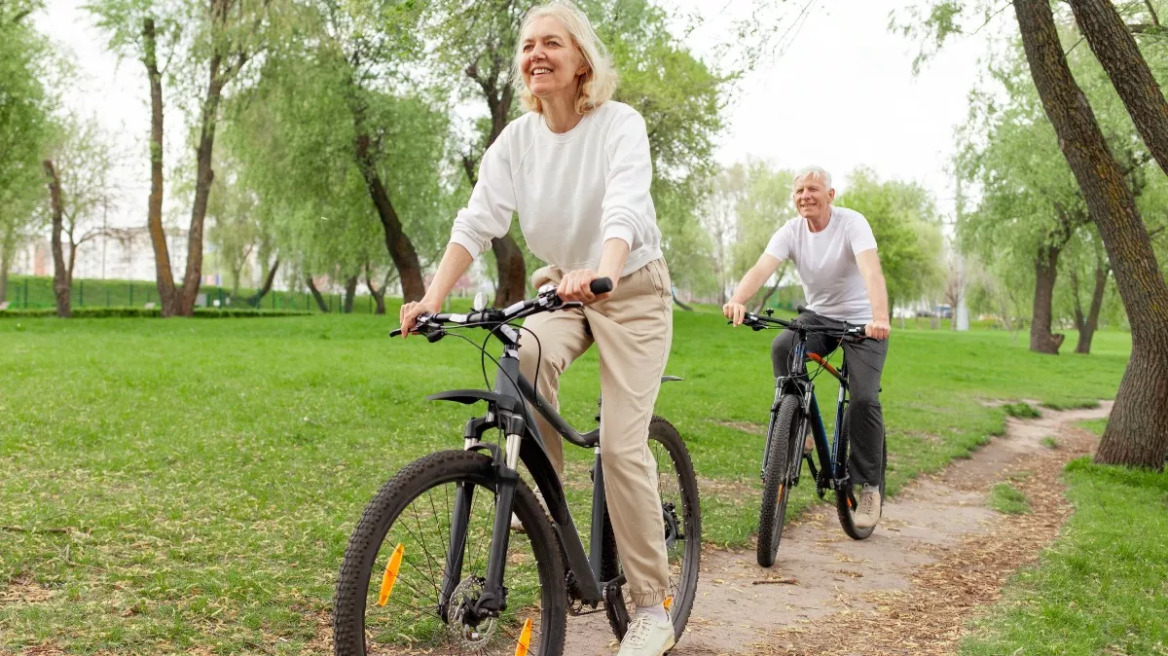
{"left": 791, "top": 175, "right": 835, "bottom": 221}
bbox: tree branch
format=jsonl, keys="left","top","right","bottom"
{"left": 1142, "top": 0, "right": 1159, "bottom": 26}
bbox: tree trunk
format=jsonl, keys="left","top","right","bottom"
{"left": 44, "top": 160, "right": 71, "bottom": 318}
{"left": 142, "top": 18, "right": 180, "bottom": 317}
{"left": 671, "top": 288, "right": 694, "bottom": 311}
{"left": 342, "top": 274, "right": 358, "bottom": 314}
{"left": 247, "top": 257, "right": 279, "bottom": 307}
{"left": 306, "top": 276, "right": 329, "bottom": 313}
{"left": 366, "top": 263, "right": 390, "bottom": 316}
{"left": 1030, "top": 243, "right": 1064, "bottom": 354}
{"left": 177, "top": 50, "right": 232, "bottom": 316}
{"left": 1015, "top": 0, "right": 1168, "bottom": 468}
{"left": 491, "top": 233, "right": 526, "bottom": 307}
{"left": 348, "top": 101, "right": 425, "bottom": 302}
{"left": 1068, "top": 0, "right": 1168, "bottom": 177}
{"left": 1075, "top": 256, "right": 1109, "bottom": 354}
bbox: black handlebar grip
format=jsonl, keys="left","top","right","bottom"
{"left": 590, "top": 277, "right": 614, "bottom": 295}
{"left": 390, "top": 328, "right": 404, "bottom": 338}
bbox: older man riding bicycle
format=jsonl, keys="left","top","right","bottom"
{"left": 723, "top": 165, "right": 890, "bottom": 529}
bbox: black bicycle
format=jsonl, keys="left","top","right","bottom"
{"left": 333, "top": 279, "right": 700, "bottom": 656}
{"left": 736, "top": 308, "right": 885, "bottom": 567}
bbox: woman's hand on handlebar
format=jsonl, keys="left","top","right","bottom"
{"left": 557, "top": 269, "right": 614, "bottom": 303}
{"left": 399, "top": 298, "right": 442, "bottom": 338}
{"left": 723, "top": 301, "right": 747, "bottom": 327}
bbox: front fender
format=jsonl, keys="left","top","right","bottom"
{"left": 426, "top": 389, "right": 522, "bottom": 414}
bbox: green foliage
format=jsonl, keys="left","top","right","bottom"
{"left": 728, "top": 161, "right": 795, "bottom": 285}
{"left": 0, "top": 8, "right": 54, "bottom": 289}
{"left": 946, "top": 1, "right": 1168, "bottom": 335}
{"left": 218, "top": 0, "right": 457, "bottom": 292}
{"left": 836, "top": 167, "right": 946, "bottom": 311}
{"left": 603, "top": 0, "right": 724, "bottom": 296}
{"left": 962, "top": 457, "right": 1168, "bottom": 656}
{"left": 988, "top": 482, "right": 1031, "bottom": 514}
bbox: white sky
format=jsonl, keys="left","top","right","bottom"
{"left": 34, "top": 0, "right": 1005, "bottom": 229}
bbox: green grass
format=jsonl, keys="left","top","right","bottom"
{"left": 962, "top": 453, "right": 1168, "bottom": 655}
{"left": 988, "top": 482, "right": 1031, "bottom": 514}
{"left": 1002, "top": 401, "right": 1042, "bottom": 419}
{"left": 0, "top": 305, "right": 1132, "bottom": 653}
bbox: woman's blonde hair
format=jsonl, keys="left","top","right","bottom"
{"left": 513, "top": 0, "right": 618, "bottom": 116}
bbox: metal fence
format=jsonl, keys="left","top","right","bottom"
{"left": 3, "top": 276, "right": 386, "bottom": 314}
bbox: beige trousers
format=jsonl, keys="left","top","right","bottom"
{"left": 518, "top": 259, "right": 673, "bottom": 606}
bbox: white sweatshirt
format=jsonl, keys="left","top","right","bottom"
{"left": 450, "top": 101, "right": 663, "bottom": 277}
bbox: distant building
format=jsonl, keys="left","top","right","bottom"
{"left": 13, "top": 226, "right": 189, "bottom": 281}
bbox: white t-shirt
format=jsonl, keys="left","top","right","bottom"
{"left": 449, "top": 101, "right": 663, "bottom": 277}
{"left": 764, "top": 206, "right": 878, "bottom": 323}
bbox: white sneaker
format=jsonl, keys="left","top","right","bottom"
{"left": 852, "top": 484, "right": 882, "bottom": 529}
{"left": 616, "top": 613, "right": 675, "bottom": 656}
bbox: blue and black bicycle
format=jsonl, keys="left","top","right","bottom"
{"left": 736, "top": 308, "right": 885, "bottom": 568}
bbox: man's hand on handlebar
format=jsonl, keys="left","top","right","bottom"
{"left": 722, "top": 301, "right": 747, "bottom": 327}
{"left": 398, "top": 298, "right": 442, "bottom": 338}
{"left": 865, "top": 318, "right": 891, "bottom": 340}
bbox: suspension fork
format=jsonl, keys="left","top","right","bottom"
{"left": 441, "top": 353, "right": 529, "bottom": 622}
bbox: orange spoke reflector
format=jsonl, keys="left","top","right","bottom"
{"left": 377, "top": 544, "right": 405, "bottom": 607}
{"left": 664, "top": 596, "right": 673, "bottom": 611}
{"left": 514, "top": 618, "right": 533, "bottom": 656}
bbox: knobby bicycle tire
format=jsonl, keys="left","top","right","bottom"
{"left": 835, "top": 411, "right": 887, "bottom": 540}
{"left": 603, "top": 416, "right": 701, "bottom": 646}
{"left": 757, "top": 394, "right": 801, "bottom": 567}
{"left": 333, "top": 449, "right": 566, "bottom": 656}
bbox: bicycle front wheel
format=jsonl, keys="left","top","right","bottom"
{"left": 757, "top": 394, "right": 801, "bottom": 567}
{"left": 604, "top": 416, "right": 701, "bottom": 645}
{"left": 333, "top": 450, "right": 566, "bottom": 656}
{"left": 834, "top": 411, "right": 886, "bottom": 540}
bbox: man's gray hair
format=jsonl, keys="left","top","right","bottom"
{"left": 792, "top": 166, "right": 832, "bottom": 189}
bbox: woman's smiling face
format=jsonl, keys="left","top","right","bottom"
{"left": 518, "top": 15, "right": 588, "bottom": 106}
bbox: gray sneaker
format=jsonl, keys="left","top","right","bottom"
{"left": 616, "top": 613, "right": 676, "bottom": 656}
{"left": 852, "top": 484, "right": 882, "bottom": 529}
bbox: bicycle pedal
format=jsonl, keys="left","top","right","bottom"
{"left": 567, "top": 600, "right": 604, "bottom": 616}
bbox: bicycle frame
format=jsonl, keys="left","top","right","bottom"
{"left": 428, "top": 324, "right": 615, "bottom": 622}
{"left": 764, "top": 332, "right": 852, "bottom": 496}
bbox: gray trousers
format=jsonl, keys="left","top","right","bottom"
{"left": 770, "top": 310, "right": 888, "bottom": 487}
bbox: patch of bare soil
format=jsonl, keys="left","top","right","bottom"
{"left": 562, "top": 403, "right": 1111, "bottom": 656}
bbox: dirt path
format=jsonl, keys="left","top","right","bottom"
{"left": 563, "top": 402, "right": 1111, "bottom": 656}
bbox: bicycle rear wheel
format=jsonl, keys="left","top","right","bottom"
{"left": 757, "top": 394, "right": 801, "bottom": 567}
{"left": 333, "top": 450, "right": 566, "bottom": 656}
{"left": 834, "top": 412, "right": 886, "bottom": 540}
{"left": 604, "top": 416, "right": 701, "bottom": 645}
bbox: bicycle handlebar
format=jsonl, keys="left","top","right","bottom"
{"left": 736, "top": 311, "right": 866, "bottom": 338}
{"left": 391, "top": 277, "right": 613, "bottom": 339}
